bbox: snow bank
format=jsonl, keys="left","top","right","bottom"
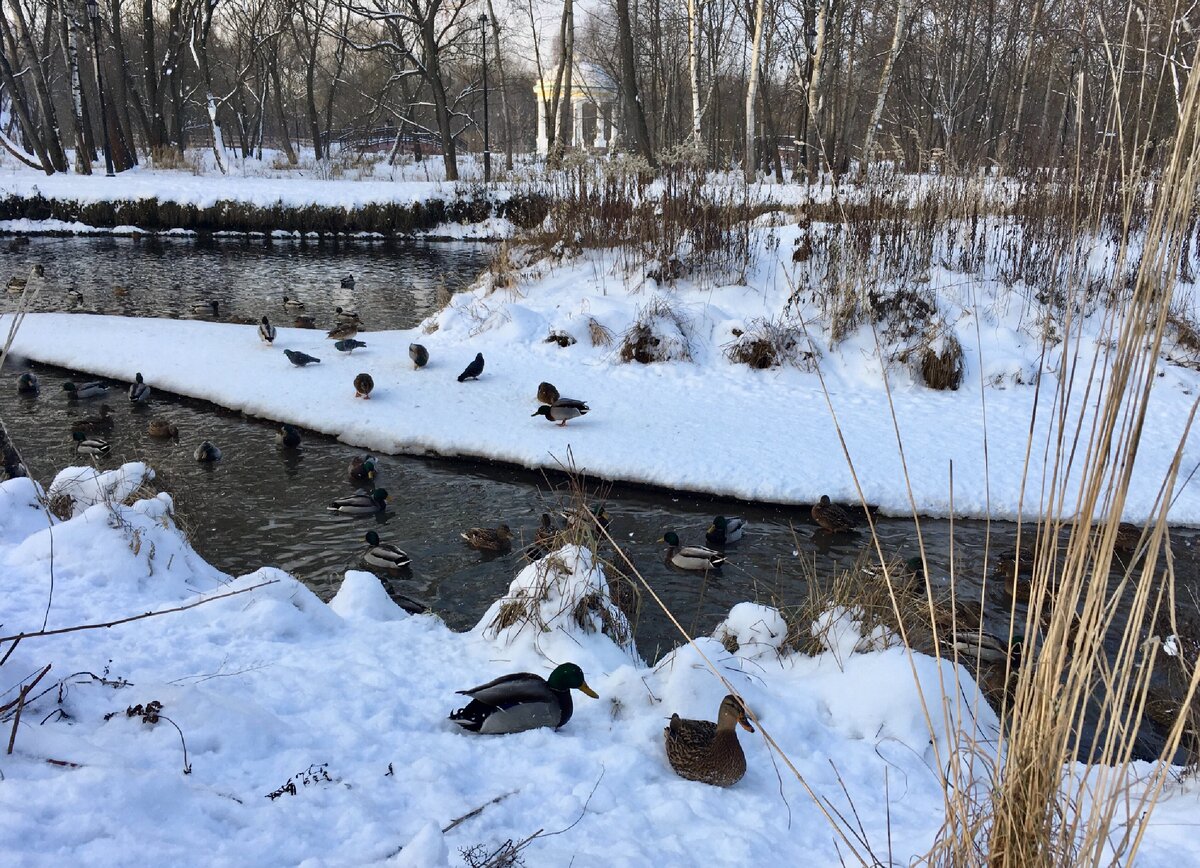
{"left": 1, "top": 467, "right": 1196, "bottom": 864}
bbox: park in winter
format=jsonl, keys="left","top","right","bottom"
{"left": 0, "top": 0, "right": 1198, "bottom": 864}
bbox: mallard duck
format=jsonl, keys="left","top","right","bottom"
{"left": 294, "top": 314, "right": 317, "bottom": 329}
{"left": 348, "top": 454, "right": 377, "bottom": 482}
{"left": 258, "top": 316, "right": 277, "bottom": 344}
{"left": 328, "top": 488, "right": 389, "bottom": 515}
{"left": 66, "top": 288, "right": 84, "bottom": 306}
{"left": 276, "top": 424, "right": 301, "bottom": 448}
{"left": 537, "top": 382, "right": 559, "bottom": 404}
{"left": 190, "top": 299, "right": 219, "bottom": 317}
{"left": 283, "top": 295, "right": 306, "bottom": 312}
{"left": 71, "top": 430, "right": 110, "bottom": 457}
{"left": 7, "top": 263, "right": 43, "bottom": 293}
{"left": 327, "top": 322, "right": 358, "bottom": 340}
{"left": 812, "top": 495, "right": 857, "bottom": 532}
{"left": 409, "top": 343, "right": 429, "bottom": 369}
{"left": 664, "top": 694, "right": 755, "bottom": 787}
{"left": 334, "top": 306, "right": 361, "bottom": 325}
{"left": 563, "top": 504, "right": 611, "bottom": 531}
{"left": 943, "top": 628, "right": 1023, "bottom": 666}
{"left": 340, "top": 274, "right": 356, "bottom": 289}
{"left": 354, "top": 372, "right": 374, "bottom": 399}
{"left": 461, "top": 524, "right": 513, "bottom": 552}
{"left": 335, "top": 338, "right": 367, "bottom": 353}
{"left": 16, "top": 372, "right": 39, "bottom": 394}
{"left": 113, "top": 285, "right": 129, "bottom": 297}
{"left": 449, "top": 662, "right": 598, "bottom": 734}
{"left": 128, "top": 372, "right": 151, "bottom": 403}
{"left": 706, "top": 516, "right": 746, "bottom": 548}
{"left": 71, "top": 403, "right": 114, "bottom": 434}
{"left": 525, "top": 513, "right": 559, "bottom": 559}
{"left": 284, "top": 349, "right": 321, "bottom": 367}
{"left": 147, "top": 418, "right": 179, "bottom": 439}
{"left": 195, "top": 440, "right": 222, "bottom": 462}
{"left": 62, "top": 380, "right": 109, "bottom": 400}
{"left": 533, "top": 398, "right": 589, "bottom": 426}
{"left": 660, "top": 531, "right": 725, "bottom": 571}
{"left": 457, "top": 353, "right": 485, "bottom": 382}
{"left": 363, "top": 530, "right": 411, "bottom": 570}
{"left": 1113, "top": 522, "right": 1143, "bottom": 556}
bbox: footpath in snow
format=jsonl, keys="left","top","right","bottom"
{"left": 1, "top": 465, "right": 1195, "bottom": 864}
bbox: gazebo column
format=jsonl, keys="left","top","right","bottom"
{"left": 535, "top": 88, "right": 549, "bottom": 156}
{"left": 594, "top": 102, "right": 609, "bottom": 150}
{"left": 572, "top": 97, "right": 586, "bottom": 150}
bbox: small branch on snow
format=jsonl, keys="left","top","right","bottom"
{"left": 5, "top": 663, "right": 51, "bottom": 754}
{"left": 442, "top": 789, "right": 519, "bottom": 835}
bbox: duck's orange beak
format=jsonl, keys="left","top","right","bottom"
{"left": 578, "top": 681, "right": 599, "bottom": 699}
{"left": 738, "top": 715, "right": 755, "bottom": 733}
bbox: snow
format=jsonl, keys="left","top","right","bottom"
{"left": 47, "top": 462, "right": 154, "bottom": 517}
{"left": 2, "top": 467, "right": 1196, "bottom": 864}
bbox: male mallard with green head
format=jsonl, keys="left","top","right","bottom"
{"left": 705, "top": 516, "right": 746, "bottom": 548}
{"left": 664, "top": 694, "right": 754, "bottom": 787}
{"left": 363, "top": 530, "right": 411, "bottom": 570}
{"left": 71, "top": 430, "right": 110, "bottom": 457}
{"left": 328, "top": 488, "right": 389, "bottom": 515}
{"left": 659, "top": 531, "right": 725, "bottom": 571}
{"left": 348, "top": 454, "right": 377, "bottom": 482}
{"left": 449, "top": 662, "right": 598, "bottom": 733}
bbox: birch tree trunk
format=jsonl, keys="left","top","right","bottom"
{"left": 555, "top": 0, "right": 574, "bottom": 156}
{"left": 190, "top": 0, "right": 227, "bottom": 174}
{"left": 859, "top": 0, "right": 912, "bottom": 177}
{"left": 805, "top": 0, "right": 831, "bottom": 179}
{"left": 58, "top": 0, "right": 91, "bottom": 173}
{"left": 743, "top": 0, "right": 766, "bottom": 182}
{"left": 687, "top": 0, "right": 702, "bottom": 144}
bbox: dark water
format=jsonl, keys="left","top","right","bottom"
{"left": 0, "top": 236, "right": 1195, "bottom": 761}
{"left": 0, "top": 234, "right": 489, "bottom": 329}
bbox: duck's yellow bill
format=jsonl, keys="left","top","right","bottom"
{"left": 739, "top": 717, "right": 756, "bottom": 733}
{"left": 579, "top": 681, "right": 599, "bottom": 699}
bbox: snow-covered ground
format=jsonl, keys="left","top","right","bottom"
{"left": 1, "top": 467, "right": 1196, "bottom": 865}
{"left": 4, "top": 215, "right": 1199, "bottom": 523}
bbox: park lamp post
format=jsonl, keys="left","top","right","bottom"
{"left": 86, "top": 0, "right": 115, "bottom": 176}
{"left": 479, "top": 13, "right": 491, "bottom": 183}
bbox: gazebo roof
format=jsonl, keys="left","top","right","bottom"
{"left": 534, "top": 61, "right": 617, "bottom": 100}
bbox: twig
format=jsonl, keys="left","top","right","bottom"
{"left": 6, "top": 663, "right": 50, "bottom": 754}
{"left": 0, "top": 579, "right": 279, "bottom": 645}
{"left": 0, "top": 636, "right": 19, "bottom": 667}
{"left": 442, "top": 789, "right": 519, "bottom": 834}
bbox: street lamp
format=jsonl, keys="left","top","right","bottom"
{"left": 86, "top": 0, "right": 115, "bottom": 176}
{"left": 475, "top": 13, "right": 489, "bottom": 183}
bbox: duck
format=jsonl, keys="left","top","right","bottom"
{"left": 16, "top": 372, "right": 39, "bottom": 394}
{"left": 276, "top": 424, "right": 302, "bottom": 449}
{"left": 66, "top": 288, "right": 84, "bottom": 306}
{"left": 190, "top": 299, "right": 219, "bottom": 317}
{"left": 537, "top": 382, "right": 559, "bottom": 404}
{"left": 525, "top": 513, "right": 559, "bottom": 559}
{"left": 409, "top": 343, "right": 429, "bottom": 369}
{"left": 113, "top": 285, "right": 129, "bottom": 297}
{"left": 563, "top": 504, "right": 611, "bottom": 532}
{"left": 284, "top": 349, "right": 321, "bottom": 367}
{"left": 335, "top": 338, "right": 367, "bottom": 353}
{"left": 340, "top": 275, "right": 356, "bottom": 289}
{"left": 363, "top": 530, "right": 411, "bottom": 570}
{"left": 664, "top": 694, "right": 755, "bottom": 787}
{"left": 812, "top": 495, "right": 857, "bottom": 532}
{"left": 457, "top": 353, "right": 485, "bottom": 382}
{"left": 128, "top": 372, "right": 151, "bottom": 403}
{"left": 461, "top": 524, "right": 513, "bottom": 552}
{"left": 194, "top": 440, "right": 222, "bottom": 462}
{"left": 334, "top": 306, "right": 361, "bottom": 325}
{"left": 7, "top": 263, "right": 43, "bottom": 293}
{"left": 71, "top": 403, "right": 114, "bottom": 434}
{"left": 71, "top": 430, "right": 110, "bottom": 457}
{"left": 62, "top": 380, "right": 109, "bottom": 400}
{"left": 353, "top": 372, "right": 374, "bottom": 399}
{"left": 659, "top": 531, "right": 725, "bottom": 571}
{"left": 942, "top": 628, "right": 1023, "bottom": 666}
{"left": 532, "top": 398, "right": 589, "bottom": 426}
{"left": 328, "top": 488, "right": 389, "bottom": 515}
{"left": 348, "top": 454, "right": 377, "bottom": 482}
{"left": 147, "top": 418, "right": 179, "bottom": 439}
{"left": 327, "top": 322, "right": 358, "bottom": 340}
{"left": 294, "top": 315, "right": 317, "bottom": 329}
{"left": 282, "top": 295, "right": 306, "bottom": 312}
{"left": 449, "top": 662, "right": 598, "bottom": 734}
{"left": 705, "top": 516, "right": 746, "bottom": 548}
{"left": 258, "top": 316, "right": 277, "bottom": 344}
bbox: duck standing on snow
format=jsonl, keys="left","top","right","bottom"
{"left": 659, "top": 531, "right": 726, "bottom": 571}
{"left": 811, "top": 495, "right": 857, "bottom": 533}
{"left": 706, "top": 516, "right": 746, "bottom": 548}
{"left": 449, "top": 662, "right": 598, "bottom": 734}
{"left": 62, "top": 381, "right": 109, "bottom": 401}
{"left": 457, "top": 353, "right": 485, "bottom": 382}
{"left": 537, "top": 382, "right": 559, "bottom": 404}
{"left": 348, "top": 454, "right": 377, "bottom": 482}
{"left": 533, "top": 399, "right": 589, "bottom": 427}
{"left": 16, "top": 372, "right": 39, "bottom": 394}
{"left": 353, "top": 373, "right": 374, "bottom": 399}
{"left": 7, "top": 263, "right": 44, "bottom": 293}
{"left": 363, "top": 531, "right": 411, "bottom": 570}
{"left": 71, "top": 403, "right": 114, "bottom": 434}
{"left": 195, "top": 440, "right": 222, "bottom": 462}
{"left": 283, "top": 295, "right": 306, "bottom": 312}
{"left": 259, "top": 316, "right": 277, "bottom": 344}
{"left": 409, "top": 343, "right": 429, "bottom": 369}
{"left": 71, "top": 430, "right": 110, "bottom": 457}
{"left": 335, "top": 338, "right": 367, "bottom": 353}
{"left": 147, "top": 418, "right": 179, "bottom": 439}
{"left": 328, "top": 488, "right": 389, "bottom": 515}
{"left": 276, "top": 424, "right": 302, "bottom": 449}
{"left": 284, "top": 349, "right": 321, "bottom": 367}
{"left": 128, "top": 372, "right": 151, "bottom": 403}
{"left": 461, "top": 524, "right": 513, "bottom": 552}
{"left": 327, "top": 322, "right": 358, "bottom": 340}
{"left": 340, "top": 275, "right": 356, "bottom": 289}
{"left": 664, "top": 694, "right": 754, "bottom": 787}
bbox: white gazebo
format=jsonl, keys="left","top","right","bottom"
{"left": 533, "top": 63, "right": 617, "bottom": 156}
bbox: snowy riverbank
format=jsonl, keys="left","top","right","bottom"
{"left": 1, "top": 466, "right": 1196, "bottom": 864}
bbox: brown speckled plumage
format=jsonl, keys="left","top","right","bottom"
{"left": 664, "top": 694, "right": 753, "bottom": 787}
